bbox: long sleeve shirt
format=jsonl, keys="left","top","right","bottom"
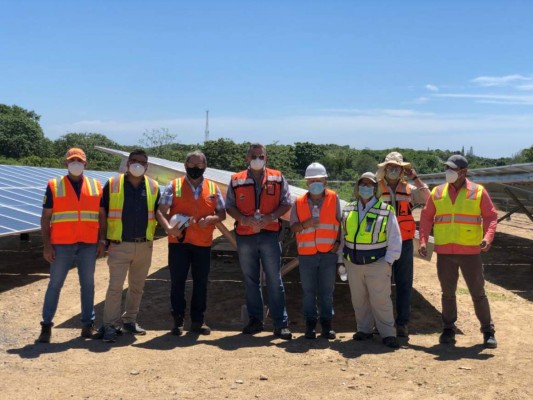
{"left": 337, "top": 197, "right": 403, "bottom": 265}
{"left": 419, "top": 179, "right": 498, "bottom": 255}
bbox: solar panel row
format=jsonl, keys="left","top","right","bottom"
{"left": 0, "top": 165, "right": 116, "bottom": 238}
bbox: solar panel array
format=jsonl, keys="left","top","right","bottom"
{"left": 0, "top": 165, "right": 116, "bottom": 238}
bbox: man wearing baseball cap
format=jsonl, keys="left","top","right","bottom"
{"left": 419, "top": 154, "right": 498, "bottom": 348}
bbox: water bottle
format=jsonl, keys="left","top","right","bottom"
{"left": 312, "top": 204, "right": 320, "bottom": 219}
{"left": 253, "top": 209, "right": 262, "bottom": 233}
{"left": 338, "top": 264, "right": 348, "bottom": 281}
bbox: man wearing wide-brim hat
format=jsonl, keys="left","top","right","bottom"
{"left": 376, "top": 151, "right": 430, "bottom": 338}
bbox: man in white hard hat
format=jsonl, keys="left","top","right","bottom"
{"left": 376, "top": 151, "right": 430, "bottom": 338}
{"left": 290, "top": 162, "right": 341, "bottom": 339}
{"left": 337, "top": 172, "right": 402, "bottom": 349}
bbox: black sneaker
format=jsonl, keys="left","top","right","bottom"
{"left": 483, "top": 332, "right": 497, "bottom": 349}
{"left": 242, "top": 318, "right": 264, "bottom": 334}
{"left": 37, "top": 322, "right": 53, "bottom": 343}
{"left": 439, "top": 328, "right": 456, "bottom": 344}
{"left": 382, "top": 336, "right": 400, "bottom": 349}
{"left": 353, "top": 331, "right": 373, "bottom": 341}
{"left": 102, "top": 325, "right": 118, "bottom": 343}
{"left": 123, "top": 322, "right": 146, "bottom": 335}
{"left": 305, "top": 319, "right": 317, "bottom": 339}
{"left": 191, "top": 322, "right": 211, "bottom": 335}
{"left": 273, "top": 327, "right": 292, "bottom": 340}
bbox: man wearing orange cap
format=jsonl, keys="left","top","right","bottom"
{"left": 376, "top": 151, "right": 430, "bottom": 338}
{"left": 38, "top": 148, "right": 104, "bottom": 343}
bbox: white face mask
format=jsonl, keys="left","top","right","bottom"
{"left": 250, "top": 159, "right": 265, "bottom": 171}
{"left": 67, "top": 161, "right": 85, "bottom": 177}
{"left": 129, "top": 163, "right": 146, "bottom": 177}
{"left": 445, "top": 169, "right": 459, "bottom": 183}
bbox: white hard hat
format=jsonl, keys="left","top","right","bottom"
{"left": 304, "top": 162, "right": 328, "bottom": 179}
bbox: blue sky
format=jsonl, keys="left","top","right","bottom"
{"left": 1, "top": 1, "right": 532, "bottom": 158}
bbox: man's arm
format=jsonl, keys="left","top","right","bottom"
{"left": 480, "top": 188, "right": 498, "bottom": 252}
{"left": 41, "top": 208, "right": 54, "bottom": 263}
{"left": 418, "top": 196, "right": 436, "bottom": 257}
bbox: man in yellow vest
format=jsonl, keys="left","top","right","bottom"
{"left": 290, "top": 162, "right": 341, "bottom": 339}
{"left": 376, "top": 151, "right": 430, "bottom": 337}
{"left": 156, "top": 150, "right": 226, "bottom": 336}
{"left": 419, "top": 155, "right": 498, "bottom": 348}
{"left": 97, "top": 149, "right": 160, "bottom": 343}
{"left": 226, "top": 143, "right": 293, "bottom": 340}
{"left": 337, "top": 172, "right": 402, "bottom": 349}
{"left": 38, "top": 147, "right": 103, "bottom": 343}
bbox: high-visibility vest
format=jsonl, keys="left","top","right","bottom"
{"left": 231, "top": 168, "right": 283, "bottom": 235}
{"left": 295, "top": 189, "right": 340, "bottom": 255}
{"left": 106, "top": 174, "right": 159, "bottom": 241}
{"left": 342, "top": 199, "right": 393, "bottom": 264}
{"left": 379, "top": 180, "right": 416, "bottom": 240}
{"left": 168, "top": 177, "right": 218, "bottom": 247}
{"left": 431, "top": 182, "right": 483, "bottom": 246}
{"left": 49, "top": 175, "right": 102, "bottom": 244}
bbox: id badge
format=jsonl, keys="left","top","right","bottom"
{"left": 365, "top": 217, "right": 375, "bottom": 232}
{"left": 266, "top": 182, "right": 276, "bottom": 195}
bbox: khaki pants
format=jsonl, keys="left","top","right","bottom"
{"left": 103, "top": 241, "right": 153, "bottom": 326}
{"left": 346, "top": 257, "right": 396, "bottom": 338}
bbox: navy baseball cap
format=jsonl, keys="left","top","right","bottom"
{"left": 444, "top": 155, "right": 468, "bottom": 169}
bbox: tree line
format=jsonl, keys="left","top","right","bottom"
{"left": 2, "top": 104, "right": 533, "bottom": 184}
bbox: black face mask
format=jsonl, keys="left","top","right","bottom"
{"left": 186, "top": 166, "right": 205, "bottom": 180}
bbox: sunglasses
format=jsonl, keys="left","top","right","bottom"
{"left": 251, "top": 155, "right": 265, "bottom": 160}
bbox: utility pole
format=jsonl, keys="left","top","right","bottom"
{"left": 204, "top": 110, "right": 209, "bottom": 143}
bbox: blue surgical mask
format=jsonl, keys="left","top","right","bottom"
{"left": 308, "top": 182, "right": 324, "bottom": 195}
{"left": 359, "top": 186, "right": 375, "bottom": 199}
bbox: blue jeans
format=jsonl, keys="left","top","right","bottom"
{"left": 392, "top": 239, "right": 413, "bottom": 326}
{"left": 42, "top": 243, "right": 97, "bottom": 326}
{"left": 299, "top": 252, "right": 337, "bottom": 322}
{"left": 236, "top": 231, "right": 288, "bottom": 329}
{"left": 168, "top": 243, "right": 211, "bottom": 323}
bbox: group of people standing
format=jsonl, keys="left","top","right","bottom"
{"left": 38, "top": 144, "right": 498, "bottom": 350}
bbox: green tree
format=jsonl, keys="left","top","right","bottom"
{"left": 202, "top": 138, "right": 247, "bottom": 172}
{"left": 0, "top": 104, "right": 46, "bottom": 158}
{"left": 139, "top": 128, "right": 178, "bottom": 158}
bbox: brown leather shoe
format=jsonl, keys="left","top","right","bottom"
{"left": 81, "top": 323, "right": 97, "bottom": 339}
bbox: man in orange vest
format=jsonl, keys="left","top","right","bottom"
{"left": 376, "top": 151, "right": 430, "bottom": 337}
{"left": 226, "top": 143, "right": 293, "bottom": 340}
{"left": 290, "top": 162, "right": 341, "bottom": 340}
{"left": 419, "top": 155, "right": 498, "bottom": 348}
{"left": 97, "top": 149, "right": 160, "bottom": 343}
{"left": 38, "top": 147, "right": 103, "bottom": 343}
{"left": 156, "top": 150, "right": 226, "bottom": 336}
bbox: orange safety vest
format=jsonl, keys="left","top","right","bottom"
{"left": 231, "top": 168, "right": 282, "bottom": 235}
{"left": 168, "top": 177, "right": 219, "bottom": 247}
{"left": 49, "top": 175, "right": 102, "bottom": 244}
{"left": 379, "top": 180, "right": 416, "bottom": 240}
{"left": 295, "top": 189, "right": 340, "bottom": 255}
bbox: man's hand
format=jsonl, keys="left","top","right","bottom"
{"left": 480, "top": 239, "right": 491, "bottom": 252}
{"left": 43, "top": 244, "right": 55, "bottom": 263}
{"left": 97, "top": 241, "right": 107, "bottom": 258}
{"left": 418, "top": 244, "right": 428, "bottom": 258}
{"left": 405, "top": 168, "right": 417, "bottom": 180}
{"left": 197, "top": 216, "right": 216, "bottom": 228}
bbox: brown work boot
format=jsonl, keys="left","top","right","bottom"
{"left": 81, "top": 323, "right": 97, "bottom": 339}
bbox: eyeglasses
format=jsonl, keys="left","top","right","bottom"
{"left": 130, "top": 159, "right": 148, "bottom": 166}
{"left": 186, "top": 163, "right": 206, "bottom": 168}
{"left": 251, "top": 155, "right": 265, "bottom": 160}
{"left": 445, "top": 165, "right": 460, "bottom": 171}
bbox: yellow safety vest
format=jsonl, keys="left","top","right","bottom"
{"left": 106, "top": 174, "right": 159, "bottom": 241}
{"left": 431, "top": 182, "right": 483, "bottom": 246}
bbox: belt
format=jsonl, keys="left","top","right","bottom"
{"left": 112, "top": 238, "right": 148, "bottom": 243}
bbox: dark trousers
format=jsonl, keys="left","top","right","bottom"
{"left": 436, "top": 253, "right": 495, "bottom": 333}
{"left": 392, "top": 239, "right": 413, "bottom": 326}
{"left": 168, "top": 243, "right": 211, "bottom": 323}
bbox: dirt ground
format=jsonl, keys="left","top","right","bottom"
{"left": 0, "top": 213, "right": 532, "bottom": 400}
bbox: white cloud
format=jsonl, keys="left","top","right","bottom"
{"left": 471, "top": 74, "right": 533, "bottom": 87}
{"left": 435, "top": 93, "right": 533, "bottom": 105}
{"left": 425, "top": 84, "right": 439, "bottom": 92}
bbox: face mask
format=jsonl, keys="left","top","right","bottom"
{"left": 250, "top": 158, "right": 265, "bottom": 171}
{"left": 129, "top": 163, "right": 146, "bottom": 177}
{"left": 186, "top": 166, "right": 205, "bottom": 180}
{"left": 359, "top": 186, "right": 375, "bottom": 200}
{"left": 308, "top": 182, "right": 324, "bottom": 195}
{"left": 445, "top": 169, "right": 458, "bottom": 183}
{"left": 386, "top": 168, "right": 401, "bottom": 180}
{"left": 67, "top": 161, "right": 84, "bottom": 177}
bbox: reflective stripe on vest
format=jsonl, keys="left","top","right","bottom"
{"left": 431, "top": 182, "right": 483, "bottom": 246}
{"left": 106, "top": 174, "right": 159, "bottom": 241}
{"left": 342, "top": 199, "right": 392, "bottom": 264}
{"left": 49, "top": 176, "right": 102, "bottom": 244}
{"left": 295, "top": 189, "right": 340, "bottom": 255}
{"left": 232, "top": 168, "right": 282, "bottom": 235}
